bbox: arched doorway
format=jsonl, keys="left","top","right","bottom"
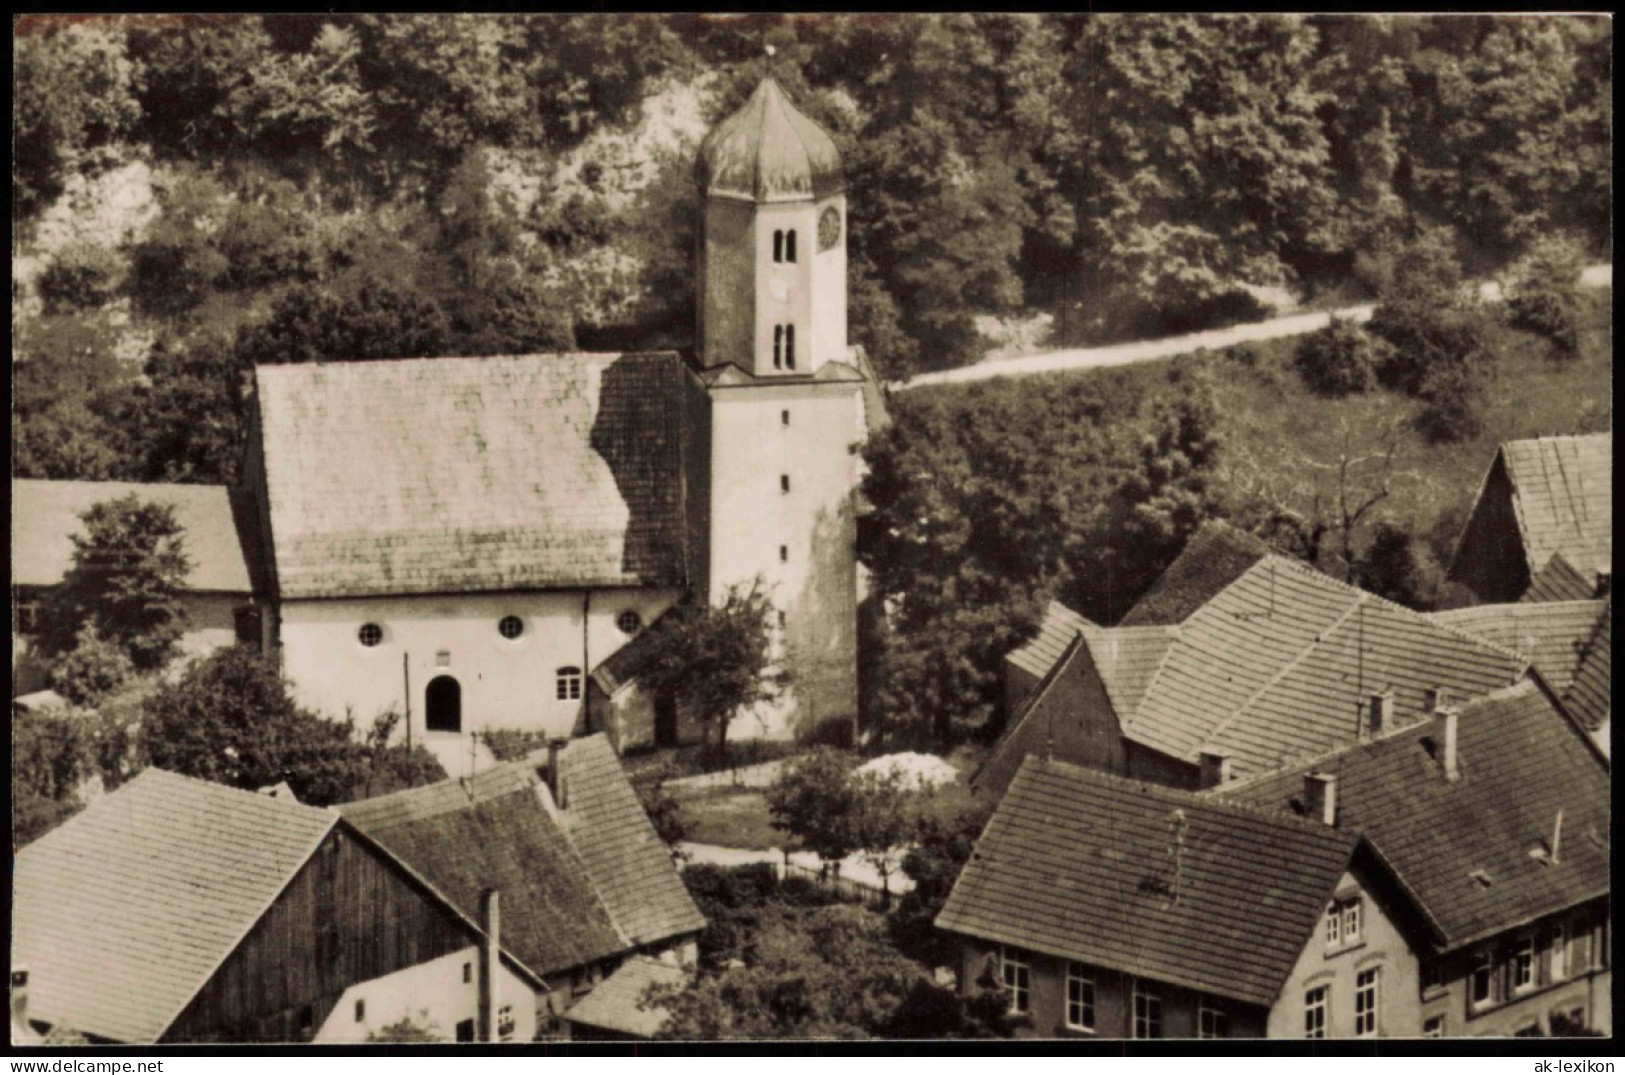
{"left": 426, "top": 675, "right": 461, "bottom": 733}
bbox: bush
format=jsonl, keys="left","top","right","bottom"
{"left": 1414, "top": 360, "right": 1487, "bottom": 444}
{"left": 37, "top": 241, "right": 123, "bottom": 312}
{"left": 47, "top": 624, "right": 136, "bottom": 705}
{"left": 1503, "top": 234, "right": 1585, "bottom": 357}
{"left": 1367, "top": 231, "right": 1489, "bottom": 397}
{"left": 1292, "top": 316, "right": 1388, "bottom": 397}
{"left": 477, "top": 727, "right": 554, "bottom": 762}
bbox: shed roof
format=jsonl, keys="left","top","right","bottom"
{"left": 696, "top": 78, "right": 844, "bottom": 203}
{"left": 253, "top": 353, "right": 698, "bottom": 599}
{"left": 1499, "top": 434, "right": 1612, "bottom": 580}
{"left": 338, "top": 735, "right": 702, "bottom": 977}
{"left": 938, "top": 758, "right": 1361, "bottom": 1008}
{"left": 11, "top": 769, "right": 336, "bottom": 1043}
{"left": 1221, "top": 680, "right": 1610, "bottom": 950}
{"left": 11, "top": 480, "right": 254, "bottom": 593}
{"left": 562, "top": 956, "right": 685, "bottom": 1038}
{"left": 1427, "top": 599, "right": 1607, "bottom": 692}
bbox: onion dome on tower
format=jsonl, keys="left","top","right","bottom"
{"left": 695, "top": 78, "right": 845, "bottom": 203}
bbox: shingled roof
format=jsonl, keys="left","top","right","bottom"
{"left": 1499, "top": 434, "right": 1612, "bottom": 579}
{"left": 12, "top": 480, "right": 254, "bottom": 593}
{"left": 562, "top": 956, "right": 685, "bottom": 1038}
{"left": 983, "top": 537, "right": 1530, "bottom": 788}
{"left": 1428, "top": 599, "right": 1608, "bottom": 692}
{"left": 1221, "top": 680, "right": 1610, "bottom": 951}
{"left": 253, "top": 353, "right": 702, "bottom": 599}
{"left": 1119, "top": 521, "right": 1272, "bottom": 627}
{"left": 1522, "top": 553, "right": 1600, "bottom": 604}
{"left": 1561, "top": 603, "right": 1610, "bottom": 740}
{"left": 939, "top": 758, "right": 1363, "bottom": 1008}
{"left": 338, "top": 735, "right": 702, "bottom": 978}
{"left": 11, "top": 769, "right": 337, "bottom": 1043}
{"left": 1005, "top": 601, "right": 1093, "bottom": 683}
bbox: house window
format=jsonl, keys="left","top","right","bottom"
{"left": 358, "top": 622, "right": 384, "bottom": 647}
{"left": 784, "top": 324, "right": 796, "bottom": 370}
{"left": 556, "top": 666, "right": 582, "bottom": 701}
{"left": 498, "top": 614, "right": 525, "bottom": 640}
{"left": 616, "top": 610, "right": 642, "bottom": 635}
{"left": 773, "top": 325, "right": 784, "bottom": 369}
{"left": 354, "top": 999, "right": 365, "bottom": 1023}
{"left": 1550, "top": 923, "right": 1568, "bottom": 981}
{"left": 463, "top": 962, "right": 473, "bottom": 983}
{"left": 1327, "top": 896, "right": 1361, "bottom": 950}
{"left": 1342, "top": 899, "right": 1362, "bottom": 944}
{"left": 1065, "top": 964, "right": 1094, "bottom": 1032}
{"left": 1571, "top": 921, "right": 1593, "bottom": 973}
{"left": 998, "top": 946, "right": 1030, "bottom": 1015}
{"left": 1355, "top": 968, "right": 1380, "bottom": 1037}
{"left": 1198, "top": 997, "right": 1227, "bottom": 1039}
{"left": 1304, "top": 985, "right": 1329, "bottom": 1039}
{"left": 497, "top": 1004, "right": 515, "bottom": 1041}
{"left": 785, "top": 229, "right": 797, "bottom": 263}
{"left": 782, "top": 409, "right": 790, "bottom": 426}
{"left": 1512, "top": 938, "right": 1536, "bottom": 993}
{"left": 1131, "top": 979, "right": 1162, "bottom": 1039}
{"left": 1326, "top": 904, "right": 1341, "bottom": 946}
{"left": 781, "top": 474, "right": 790, "bottom": 493}
{"left": 1423, "top": 1014, "right": 1445, "bottom": 1038}
{"left": 1470, "top": 951, "right": 1496, "bottom": 1009}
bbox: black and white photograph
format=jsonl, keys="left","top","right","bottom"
{"left": 9, "top": 12, "right": 1612, "bottom": 1050}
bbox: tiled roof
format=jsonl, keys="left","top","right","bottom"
{"left": 589, "top": 611, "right": 673, "bottom": 697}
{"left": 938, "top": 758, "right": 1361, "bottom": 1008}
{"left": 1119, "top": 522, "right": 1272, "bottom": 627}
{"left": 989, "top": 542, "right": 1530, "bottom": 784}
{"left": 696, "top": 78, "right": 844, "bottom": 203}
{"left": 338, "top": 735, "right": 701, "bottom": 977}
{"left": 1561, "top": 603, "right": 1610, "bottom": 736}
{"left": 1005, "top": 602, "right": 1092, "bottom": 682}
{"left": 11, "top": 480, "right": 254, "bottom": 593}
{"left": 254, "top": 353, "right": 698, "bottom": 599}
{"left": 1427, "top": 599, "right": 1606, "bottom": 692}
{"left": 555, "top": 736, "right": 707, "bottom": 947}
{"left": 562, "top": 956, "right": 685, "bottom": 1038}
{"left": 1221, "top": 681, "right": 1611, "bottom": 951}
{"left": 338, "top": 763, "right": 628, "bottom": 977}
{"left": 1522, "top": 553, "right": 1598, "bottom": 604}
{"left": 1500, "top": 434, "right": 1612, "bottom": 579}
{"left": 11, "top": 769, "right": 336, "bottom": 1043}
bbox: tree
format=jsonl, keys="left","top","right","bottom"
{"left": 1293, "top": 316, "right": 1391, "bottom": 397}
{"left": 766, "top": 748, "right": 860, "bottom": 869}
{"left": 634, "top": 769, "right": 689, "bottom": 854}
{"left": 142, "top": 646, "right": 367, "bottom": 806}
{"left": 847, "top": 768, "right": 917, "bottom": 905}
{"left": 13, "top": 708, "right": 95, "bottom": 846}
{"left": 1503, "top": 233, "right": 1586, "bottom": 357}
{"left": 631, "top": 582, "right": 789, "bottom": 760}
{"left": 1366, "top": 229, "right": 1490, "bottom": 396}
{"left": 893, "top": 800, "right": 993, "bottom": 967}
{"left": 47, "top": 624, "right": 137, "bottom": 706}
{"left": 35, "top": 495, "right": 192, "bottom": 672}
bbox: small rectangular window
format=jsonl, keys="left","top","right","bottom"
{"left": 556, "top": 666, "right": 582, "bottom": 701}
{"left": 781, "top": 474, "right": 790, "bottom": 493}
{"left": 777, "top": 610, "right": 786, "bottom": 628}
{"left": 1512, "top": 938, "right": 1536, "bottom": 992}
{"left": 1355, "top": 968, "right": 1380, "bottom": 1037}
{"left": 1304, "top": 985, "right": 1329, "bottom": 1039}
{"left": 354, "top": 999, "right": 365, "bottom": 1022}
{"left": 773, "top": 229, "right": 784, "bottom": 264}
{"left": 999, "top": 946, "right": 1030, "bottom": 1015}
{"left": 779, "top": 545, "right": 788, "bottom": 563}
{"left": 1343, "top": 899, "right": 1362, "bottom": 943}
{"left": 785, "top": 325, "right": 796, "bottom": 370}
{"left": 1132, "top": 979, "right": 1162, "bottom": 1039}
{"left": 463, "top": 961, "right": 473, "bottom": 983}
{"left": 782, "top": 409, "right": 790, "bottom": 425}
{"left": 1327, "top": 896, "right": 1362, "bottom": 950}
{"left": 1065, "top": 963, "right": 1094, "bottom": 1032}
{"left": 1421, "top": 960, "right": 1445, "bottom": 996}
{"left": 455, "top": 1018, "right": 475, "bottom": 1043}
{"left": 1422, "top": 1014, "right": 1445, "bottom": 1038}
{"left": 1198, "top": 997, "right": 1226, "bottom": 1039}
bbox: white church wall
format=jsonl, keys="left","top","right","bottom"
{"left": 279, "top": 587, "right": 679, "bottom": 741}
{"left": 708, "top": 380, "right": 865, "bottom": 741}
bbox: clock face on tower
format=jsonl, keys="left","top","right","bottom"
{"left": 818, "top": 205, "right": 841, "bottom": 251}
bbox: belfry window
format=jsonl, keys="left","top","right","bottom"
{"left": 774, "top": 326, "right": 784, "bottom": 369}
{"left": 773, "top": 230, "right": 785, "bottom": 263}
{"left": 784, "top": 325, "right": 796, "bottom": 370}
{"left": 785, "top": 229, "right": 797, "bottom": 263}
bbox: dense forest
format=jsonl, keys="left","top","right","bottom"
{"left": 13, "top": 13, "right": 1613, "bottom": 489}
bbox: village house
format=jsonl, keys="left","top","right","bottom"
{"left": 10, "top": 479, "right": 262, "bottom": 694}
{"left": 1447, "top": 433, "right": 1611, "bottom": 605}
{"left": 936, "top": 757, "right": 1428, "bottom": 1038}
{"left": 336, "top": 734, "right": 705, "bottom": 1039}
{"left": 1218, "top": 679, "right": 1611, "bottom": 1038}
{"left": 10, "top": 769, "right": 545, "bottom": 1045}
{"left": 979, "top": 522, "right": 1531, "bottom": 797}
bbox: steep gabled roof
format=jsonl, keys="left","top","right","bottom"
{"left": 1522, "top": 553, "right": 1599, "bottom": 604}
{"left": 12, "top": 480, "right": 254, "bottom": 593}
{"left": 1428, "top": 600, "right": 1607, "bottom": 692}
{"left": 12, "top": 770, "right": 336, "bottom": 1043}
{"left": 253, "top": 353, "right": 699, "bottom": 599}
{"left": 1220, "top": 681, "right": 1610, "bottom": 951}
{"left": 939, "top": 758, "right": 1362, "bottom": 1008}
{"left": 338, "top": 735, "right": 702, "bottom": 977}
{"left": 1005, "top": 601, "right": 1093, "bottom": 683}
{"left": 562, "top": 956, "right": 685, "bottom": 1038}
{"left": 1500, "top": 434, "right": 1611, "bottom": 580}
{"left": 1119, "top": 522, "right": 1272, "bottom": 627}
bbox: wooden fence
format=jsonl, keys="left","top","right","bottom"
{"left": 781, "top": 861, "right": 893, "bottom": 910}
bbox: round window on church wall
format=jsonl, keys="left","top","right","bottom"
{"left": 617, "top": 610, "right": 642, "bottom": 635}
{"left": 498, "top": 615, "right": 525, "bottom": 640}
{"left": 358, "top": 623, "right": 384, "bottom": 648}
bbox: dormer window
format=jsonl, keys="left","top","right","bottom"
{"left": 1326, "top": 895, "right": 1362, "bottom": 951}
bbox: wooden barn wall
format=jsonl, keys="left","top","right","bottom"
{"left": 1448, "top": 457, "right": 1530, "bottom": 603}
{"left": 163, "top": 825, "right": 473, "bottom": 1044}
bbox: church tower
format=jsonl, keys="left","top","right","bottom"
{"left": 694, "top": 77, "right": 869, "bottom": 742}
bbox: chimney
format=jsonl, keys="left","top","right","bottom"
{"left": 1367, "top": 692, "right": 1392, "bottom": 738}
{"left": 1438, "top": 708, "right": 1460, "bottom": 782}
{"left": 1423, "top": 687, "right": 1447, "bottom": 716}
{"left": 478, "top": 889, "right": 500, "bottom": 1043}
{"left": 546, "top": 737, "right": 568, "bottom": 809}
{"left": 1303, "top": 772, "right": 1337, "bottom": 826}
{"left": 1198, "top": 751, "right": 1233, "bottom": 789}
